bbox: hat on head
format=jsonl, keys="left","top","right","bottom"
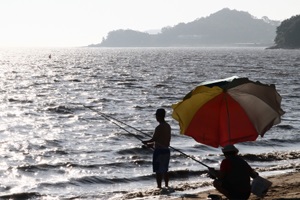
{"left": 222, "top": 145, "right": 239, "bottom": 153}
{"left": 155, "top": 108, "right": 166, "bottom": 117}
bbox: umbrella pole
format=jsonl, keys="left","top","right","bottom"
{"left": 81, "top": 104, "right": 211, "bottom": 168}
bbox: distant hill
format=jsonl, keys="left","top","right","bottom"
{"left": 90, "top": 8, "right": 281, "bottom": 47}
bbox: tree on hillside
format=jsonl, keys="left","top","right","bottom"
{"left": 274, "top": 15, "right": 300, "bottom": 48}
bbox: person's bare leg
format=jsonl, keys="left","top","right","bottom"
{"left": 156, "top": 173, "right": 162, "bottom": 188}
{"left": 213, "top": 179, "right": 231, "bottom": 199}
{"left": 164, "top": 172, "right": 169, "bottom": 187}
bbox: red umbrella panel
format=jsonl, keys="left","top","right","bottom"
{"left": 172, "top": 77, "right": 285, "bottom": 148}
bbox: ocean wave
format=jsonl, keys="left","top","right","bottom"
{"left": 242, "top": 150, "right": 300, "bottom": 162}
{"left": 169, "top": 169, "right": 208, "bottom": 179}
{"left": 71, "top": 176, "right": 120, "bottom": 185}
{"left": 0, "top": 192, "right": 41, "bottom": 200}
{"left": 116, "top": 146, "right": 152, "bottom": 155}
{"left": 154, "top": 84, "right": 168, "bottom": 88}
{"left": 16, "top": 159, "right": 150, "bottom": 174}
{"left": 34, "top": 169, "right": 207, "bottom": 189}
{"left": 39, "top": 175, "right": 146, "bottom": 188}
{"left": 116, "top": 82, "right": 138, "bottom": 87}
{"left": 16, "top": 161, "right": 136, "bottom": 172}
{"left": 46, "top": 105, "right": 75, "bottom": 114}
{"left": 268, "top": 138, "right": 300, "bottom": 144}
{"left": 17, "top": 163, "right": 69, "bottom": 172}
{"left": 133, "top": 105, "right": 154, "bottom": 110}
{"left": 241, "top": 137, "right": 300, "bottom": 147}
{"left": 258, "top": 163, "right": 300, "bottom": 172}
{"left": 67, "top": 79, "right": 81, "bottom": 82}
{"left": 8, "top": 98, "right": 34, "bottom": 104}
{"left": 277, "top": 124, "right": 294, "bottom": 129}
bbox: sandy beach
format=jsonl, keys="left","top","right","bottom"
{"left": 173, "top": 170, "right": 300, "bottom": 200}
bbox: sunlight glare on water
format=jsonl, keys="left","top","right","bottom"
{"left": 0, "top": 47, "right": 299, "bottom": 199}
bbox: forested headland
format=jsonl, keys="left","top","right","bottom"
{"left": 270, "top": 15, "right": 300, "bottom": 49}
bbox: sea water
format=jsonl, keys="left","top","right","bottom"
{"left": 0, "top": 47, "right": 299, "bottom": 199}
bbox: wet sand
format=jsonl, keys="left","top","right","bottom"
{"left": 173, "top": 170, "right": 300, "bottom": 200}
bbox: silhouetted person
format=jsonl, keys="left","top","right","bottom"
{"left": 142, "top": 108, "right": 171, "bottom": 188}
{"left": 209, "top": 145, "right": 258, "bottom": 200}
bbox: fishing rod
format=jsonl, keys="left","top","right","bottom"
{"left": 86, "top": 108, "right": 144, "bottom": 143}
{"left": 80, "top": 104, "right": 210, "bottom": 168}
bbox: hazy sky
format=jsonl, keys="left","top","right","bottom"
{"left": 1, "top": 0, "right": 299, "bottom": 47}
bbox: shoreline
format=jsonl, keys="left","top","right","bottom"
{"left": 171, "top": 170, "right": 300, "bottom": 200}
{"left": 122, "top": 169, "right": 300, "bottom": 200}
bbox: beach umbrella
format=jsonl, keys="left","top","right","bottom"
{"left": 171, "top": 76, "right": 285, "bottom": 148}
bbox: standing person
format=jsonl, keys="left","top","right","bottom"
{"left": 142, "top": 108, "right": 171, "bottom": 189}
{"left": 209, "top": 145, "right": 258, "bottom": 200}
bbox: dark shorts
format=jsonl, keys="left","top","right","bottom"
{"left": 153, "top": 148, "right": 170, "bottom": 173}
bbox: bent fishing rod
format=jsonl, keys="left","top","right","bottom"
{"left": 80, "top": 104, "right": 210, "bottom": 168}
